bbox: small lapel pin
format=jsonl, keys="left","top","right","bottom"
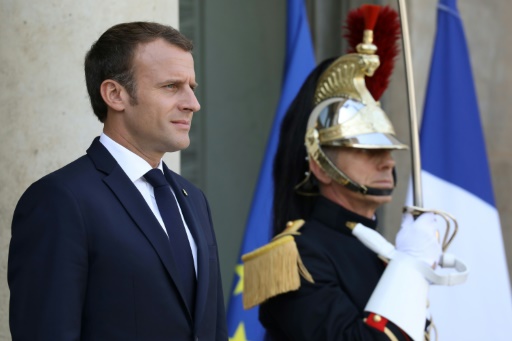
{"left": 182, "top": 189, "right": 188, "bottom": 196}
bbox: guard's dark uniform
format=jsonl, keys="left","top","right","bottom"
{"left": 259, "top": 196, "right": 409, "bottom": 340}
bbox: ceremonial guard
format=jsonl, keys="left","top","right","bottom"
{"left": 242, "top": 5, "right": 467, "bottom": 341}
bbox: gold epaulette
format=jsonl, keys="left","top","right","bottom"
{"left": 241, "top": 219, "right": 314, "bottom": 309}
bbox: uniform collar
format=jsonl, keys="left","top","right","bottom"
{"left": 311, "top": 196, "right": 378, "bottom": 233}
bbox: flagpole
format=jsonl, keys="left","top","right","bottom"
{"left": 397, "top": 0, "right": 423, "bottom": 207}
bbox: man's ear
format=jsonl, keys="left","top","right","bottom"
{"left": 100, "top": 80, "right": 127, "bottom": 112}
{"left": 309, "top": 158, "right": 332, "bottom": 185}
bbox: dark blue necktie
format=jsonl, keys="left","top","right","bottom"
{"left": 144, "top": 168, "right": 196, "bottom": 313}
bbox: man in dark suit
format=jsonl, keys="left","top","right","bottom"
{"left": 8, "top": 22, "right": 228, "bottom": 341}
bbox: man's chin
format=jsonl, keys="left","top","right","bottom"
{"left": 365, "top": 195, "right": 393, "bottom": 208}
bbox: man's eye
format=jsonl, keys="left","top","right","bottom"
{"left": 166, "top": 84, "right": 176, "bottom": 89}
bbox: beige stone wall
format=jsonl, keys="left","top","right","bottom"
{"left": 384, "top": 0, "right": 512, "bottom": 281}
{"left": 0, "top": 1, "right": 180, "bottom": 339}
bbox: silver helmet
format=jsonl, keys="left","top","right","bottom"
{"left": 297, "top": 12, "right": 407, "bottom": 196}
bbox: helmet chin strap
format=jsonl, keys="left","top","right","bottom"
{"left": 313, "top": 145, "right": 396, "bottom": 197}
{"left": 338, "top": 172, "right": 395, "bottom": 196}
{"left": 303, "top": 129, "right": 398, "bottom": 197}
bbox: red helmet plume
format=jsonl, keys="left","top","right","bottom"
{"left": 344, "top": 6, "right": 401, "bottom": 101}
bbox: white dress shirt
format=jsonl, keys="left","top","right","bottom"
{"left": 99, "top": 133, "right": 197, "bottom": 275}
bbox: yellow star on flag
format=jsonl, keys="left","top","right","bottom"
{"left": 233, "top": 264, "right": 244, "bottom": 295}
{"left": 229, "top": 322, "right": 249, "bottom": 341}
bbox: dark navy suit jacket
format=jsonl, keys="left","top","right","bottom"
{"left": 8, "top": 138, "right": 228, "bottom": 341}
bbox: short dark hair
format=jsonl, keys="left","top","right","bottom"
{"left": 84, "top": 22, "right": 194, "bottom": 122}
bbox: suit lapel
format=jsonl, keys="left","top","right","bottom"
{"left": 163, "top": 164, "right": 210, "bottom": 327}
{"left": 87, "top": 139, "right": 193, "bottom": 320}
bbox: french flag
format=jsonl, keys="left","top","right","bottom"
{"left": 413, "top": 0, "right": 512, "bottom": 339}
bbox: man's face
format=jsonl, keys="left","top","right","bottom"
{"left": 324, "top": 147, "right": 396, "bottom": 209}
{"left": 120, "top": 39, "right": 200, "bottom": 158}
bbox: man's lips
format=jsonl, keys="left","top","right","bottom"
{"left": 171, "top": 119, "right": 191, "bottom": 128}
{"left": 371, "top": 179, "right": 394, "bottom": 188}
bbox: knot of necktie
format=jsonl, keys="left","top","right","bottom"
{"left": 144, "top": 168, "right": 168, "bottom": 188}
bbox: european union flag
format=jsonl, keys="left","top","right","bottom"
{"left": 226, "top": 0, "right": 315, "bottom": 339}
{"left": 413, "top": 0, "right": 512, "bottom": 339}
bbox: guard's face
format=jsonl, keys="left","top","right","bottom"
{"left": 339, "top": 148, "right": 395, "bottom": 188}
{"left": 327, "top": 147, "right": 395, "bottom": 208}
{"left": 120, "top": 39, "right": 200, "bottom": 158}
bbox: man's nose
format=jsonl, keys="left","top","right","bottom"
{"left": 380, "top": 151, "right": 395, "bottom": 169}
{"left": 180, "top": 88, "right": 201, "bottom": 113}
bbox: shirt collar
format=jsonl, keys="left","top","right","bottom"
{"left": 99, "top": 133, "right": 163, "bottom": 182}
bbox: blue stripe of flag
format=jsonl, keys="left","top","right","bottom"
{"left": 420, "top": 0, "right": 495, "bottom": 206}
{"left": 226, "top": 0, "right": 316, "bottom": 339}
